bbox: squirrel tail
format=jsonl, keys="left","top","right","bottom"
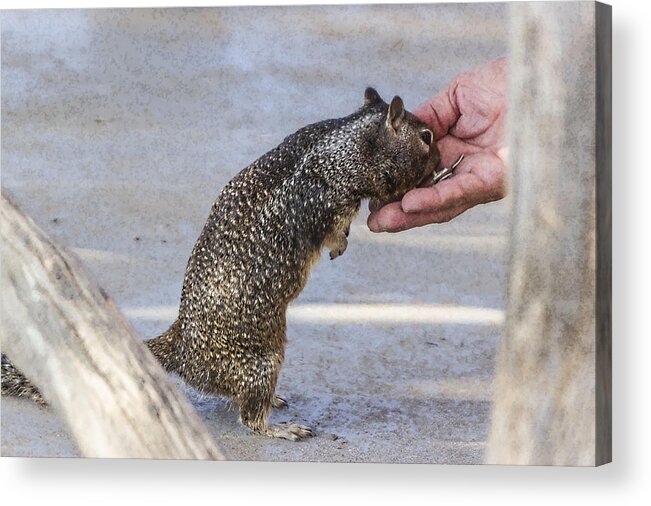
{"left": 144, "top": 319, "right": 182, "bottom": 374}
{"left": 2, "top": 321, "right": 182, "bottom": 405}
{"left": 1, "top": 353, "right": 47, "bottom": 405}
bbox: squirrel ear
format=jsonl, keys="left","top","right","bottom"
{"left": 364, "top": 87, "right": 383, "bottom": 106}
{"left": 387, "top": 96, "right": 405, "bottom": 131}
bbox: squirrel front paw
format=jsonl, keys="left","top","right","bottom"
{"left": 328, "top": 233, "right": 348, "bottom": 260}
{"left": 272, "top": 394, "right": 289, "bottom": 409}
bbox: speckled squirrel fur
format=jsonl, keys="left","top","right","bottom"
{"left": 1, "top": 88, "right": 440, "bottom": 441}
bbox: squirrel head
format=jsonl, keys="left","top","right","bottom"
{"left": 359, "top": 87, "right": 441, "bottom": 201}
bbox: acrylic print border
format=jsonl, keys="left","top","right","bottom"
{"left": 595, "top": 1, "right": 612, "bottom": 466}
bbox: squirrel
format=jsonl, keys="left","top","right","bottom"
{"left": 2, "top": 88, "right": 441, "bottom": 441}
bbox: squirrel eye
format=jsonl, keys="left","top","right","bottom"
{"left": 420, "top": 130, "right": 433, "bottom": 145}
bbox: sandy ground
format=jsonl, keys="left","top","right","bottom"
{"left": 1, "top": 5, "right": 508, "bottom": 463}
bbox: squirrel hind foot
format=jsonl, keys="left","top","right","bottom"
{"left": 259, "top": 422, "right": 314, "bottom": 441}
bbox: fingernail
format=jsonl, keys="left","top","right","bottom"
{"left": 401, "top": 196, "right": 416, "bottom": 214}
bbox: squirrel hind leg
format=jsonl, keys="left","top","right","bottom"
{"left": 240, "top": 400, "right": 314, "bottom": 441}
{"left": 236, "top": 373, "right": 313, "bottom": 441}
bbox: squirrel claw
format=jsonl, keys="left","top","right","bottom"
{"left": 329, "top": 249, "right": 343, "bottom": 260}
{"left": 261, "top": 423, "right": 315, "bottom": 441}
{"left": 328, "top": 237, "right": 348, "bottom": 260}
{"left": 272, "top": 394, "right": 289, "bottom": 409}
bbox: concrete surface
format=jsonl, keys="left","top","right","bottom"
{"left": 0, "top": 5, "right": 508, "bottom": 463}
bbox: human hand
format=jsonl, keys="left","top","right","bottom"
{"left": 367, "top": 57, "right": 508, "bottom": 232}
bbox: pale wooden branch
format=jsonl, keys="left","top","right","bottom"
{"left": 0, "top": 192, "right": 224, "bottom": 460}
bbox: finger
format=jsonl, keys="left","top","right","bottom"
{"left": 413, "top": 81, "right": 460, "bottom": 140}
{"left": 367, "top": 202, "right": 471, "bottom": 233}
{"left": 401, "top": 151, "right": 505, "bottom": 214}
{"left": 367, "top": 201, "right": 402, "bottom": 232}
{"left": 449, "top": 58, "right": 507, "bottom": 141}
{"left": 401, "top": 173, "right": 483, "bottom": 214}
{"left": 368, "top": 195, "right": 401, "bottom": 212}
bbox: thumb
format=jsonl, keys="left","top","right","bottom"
{"left": 413, "top": 80, "right": 460, "bottom": 140}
